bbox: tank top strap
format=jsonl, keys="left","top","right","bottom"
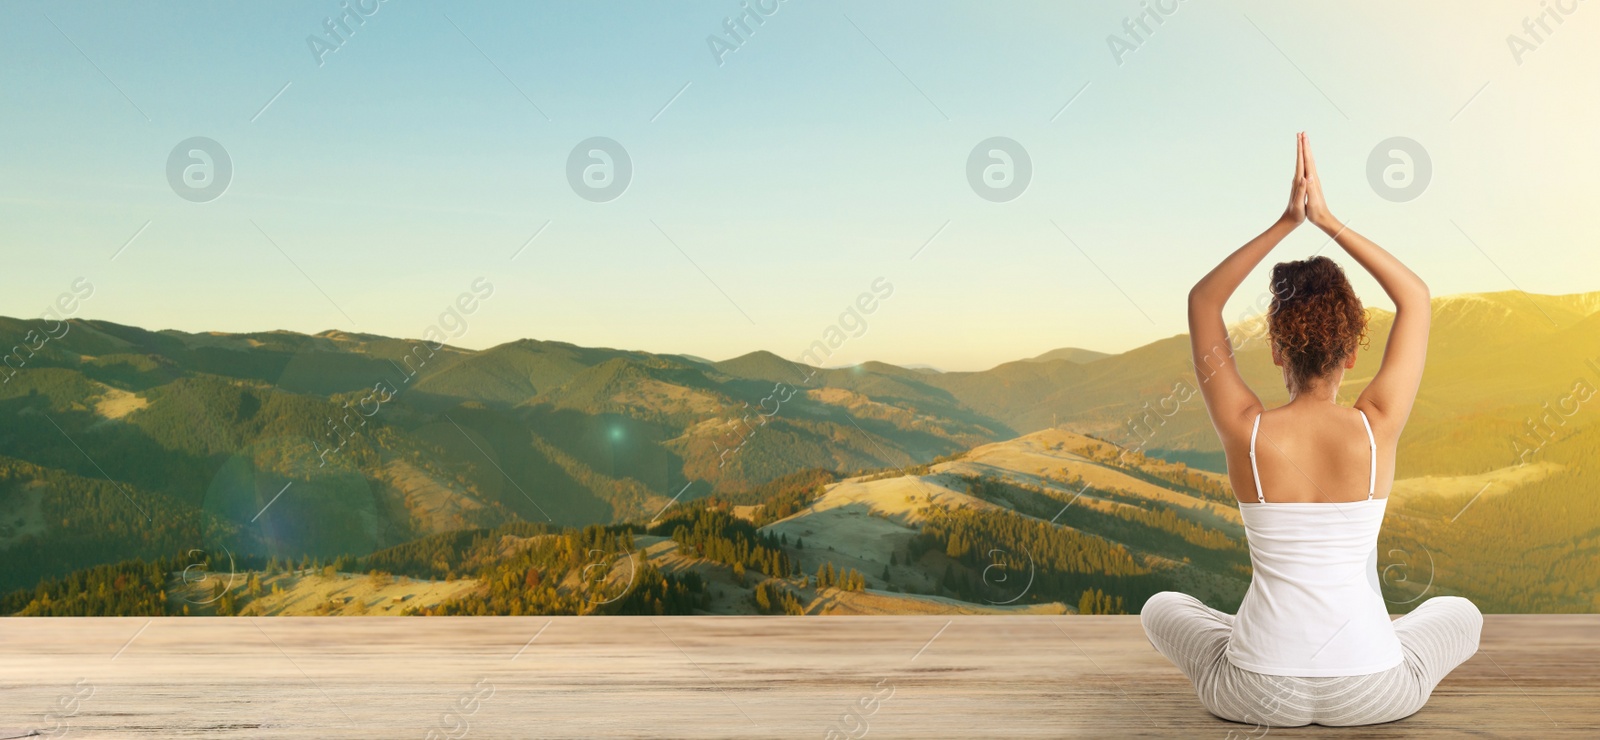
{"left": 1248, "top": 413, "right": 1266, "bottom": 503}
{"left": 1357, "top": 409, "right": 1377, "bottom": 499}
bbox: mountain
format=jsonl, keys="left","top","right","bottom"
{"left": 0, "top": 318, "right": 1004, "bottom": 592}
{"left": 1, "top": 289, "right": 1597, "bottom": 612}
{"left": 21, "top": 430, "right": 1235, "bottom": 617}
{"left": 25, "top": 421, "right": 1589, "bottom": 617}
{"left": 406, "top": 339, "right": 644, "bottom": 409}
{"left": 1025, "top": 347, "right": 1111, "bottom": 364}
{"left": 911, "top": 290, "right": 1600, "bottom": 478}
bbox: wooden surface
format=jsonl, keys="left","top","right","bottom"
{"left": 0, "top": 615, "right": 1593, "bottom": 738}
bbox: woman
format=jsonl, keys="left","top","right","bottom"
{"left": 1140, "top": 133, "right": 1482, "bottom": 727}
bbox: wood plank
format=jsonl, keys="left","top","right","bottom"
{"left": 0, "top": 615, "right": 1593, "bottom": 738}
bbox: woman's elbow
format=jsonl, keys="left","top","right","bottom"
{"left": 1187, "top": 286, "right": 1217, "bottom": 315}
{"left": 1407, "top": 280, "right": 1430, "bottom": 307}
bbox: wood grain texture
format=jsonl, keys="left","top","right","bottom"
{"left": 0, "top": 615, "right": 1592, "bottom": 738}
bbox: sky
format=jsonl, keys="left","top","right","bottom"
{"left": 2, "top": 0, "right": 1597, "bottom": 371}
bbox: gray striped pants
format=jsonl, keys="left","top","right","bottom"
{"left": 1139, "top": 592, "right": 1483, "bottom": 728}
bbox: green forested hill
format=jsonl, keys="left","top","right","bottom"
{"left": 0, "top": 289, "right": 1596, "bottom": 610}
{"left": 0, "top": 314, "right": 1010, "bottom": 592}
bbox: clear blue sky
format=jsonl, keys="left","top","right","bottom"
{"left": 2, "top": 1, "right": 1596, "bottom": 370}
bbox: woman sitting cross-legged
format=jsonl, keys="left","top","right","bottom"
{"left": 1140, "top": 133, "right": 1482, "bottom": 728}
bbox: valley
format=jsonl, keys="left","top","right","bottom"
{"left": 2, "top": 289, "right": 1598, "bottom": 615}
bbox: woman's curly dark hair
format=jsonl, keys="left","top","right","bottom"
{"left": 1266, "top": 256, "right": 1369, "bottom": 390}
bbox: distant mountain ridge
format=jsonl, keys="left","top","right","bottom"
{"left": 1024, "top": 347, "right": 1111, "bottom": 365}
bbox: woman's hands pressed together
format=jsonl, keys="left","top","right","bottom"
{"left": 1301, "top": 133, "right": 1341, "bottom": 234}
{"left": 1282, "top": 132, "right": 1309, "bottom": 227}
{"left": 1283, "top": 132, "right": 1342, "bottom": 233}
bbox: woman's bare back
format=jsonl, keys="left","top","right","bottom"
{"left": 1228, "top": 403, "right": 1388, "bottom": 504}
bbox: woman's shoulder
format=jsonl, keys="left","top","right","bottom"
{"left": 1351, "top": 400, "right": 1399, "bottom": 446}
{"left": 1216, "top": 401, "right": 1267, "bottom": 446}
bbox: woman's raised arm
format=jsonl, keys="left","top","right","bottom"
{"left": 1302, "top": 135, "right": 1431, "bottom": 429}
{"left": 1188, "top": 133, "right": 1309, "bottom": 436}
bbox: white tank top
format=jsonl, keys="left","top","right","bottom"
{"left": 1226, "top": 410, "right": 1405, "bottom": 677}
